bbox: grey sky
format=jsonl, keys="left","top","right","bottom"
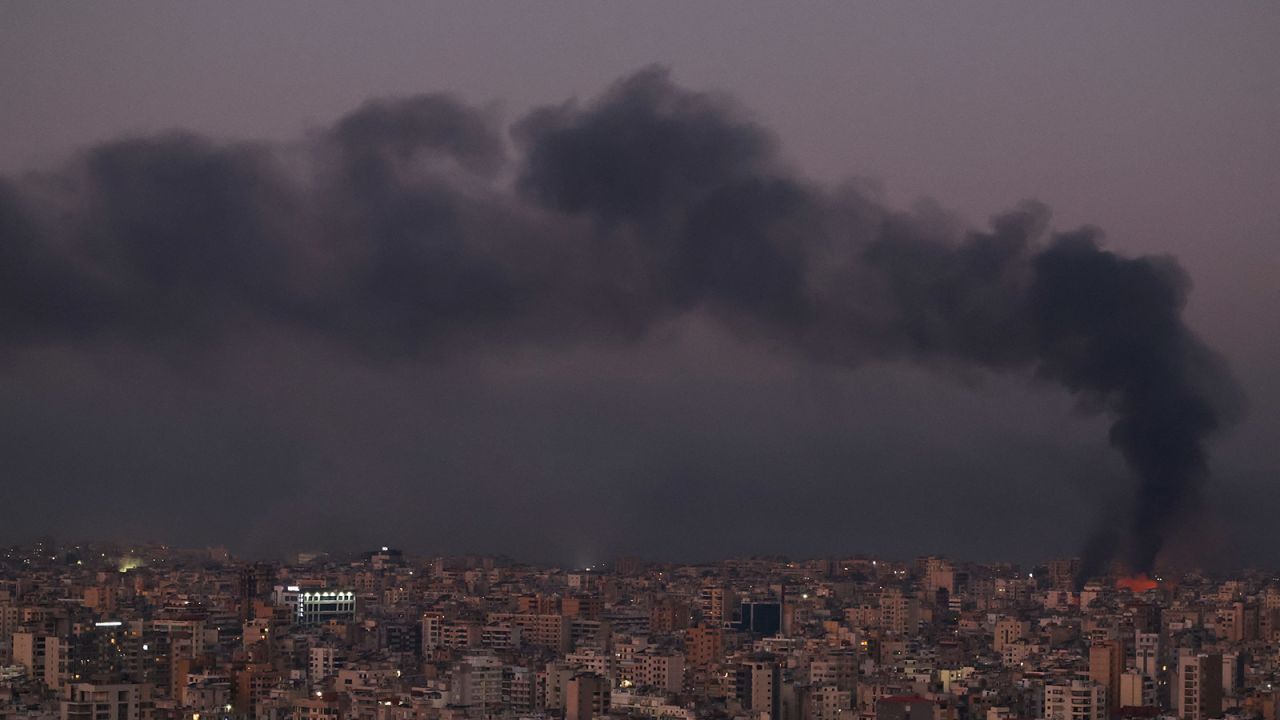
{"left": 0, "top": 3, "right": 1276, "bottom": 566}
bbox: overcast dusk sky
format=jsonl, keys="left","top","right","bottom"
{"left": 0, "top": 3, "right": 1276, "bottom": 567}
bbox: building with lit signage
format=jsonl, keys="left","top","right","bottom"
{"left": 296, "top": 591, "right": 355, "bottom": 626}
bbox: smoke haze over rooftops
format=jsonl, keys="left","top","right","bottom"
{"left": 0, "top": 67, "right": 1244, "bottom": 572}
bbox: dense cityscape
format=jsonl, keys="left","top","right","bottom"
{"left": 0, "top": 541, "right": 1275, "bottom": 720}
{"left": 2, "top": 6, "right": 1276, "bottom": 720}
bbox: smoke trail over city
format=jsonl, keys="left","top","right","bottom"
{"left": 0, "top": 67, "right": 1240, "bottom": 575}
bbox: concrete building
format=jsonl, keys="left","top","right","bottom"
{"left": 698, "top": 586, "right": 735, "bottom": 627}
{"left": 562, "top": 594, "right": 603, "bottom": 620}
{"left": 61, "top": 682, "right": 153, "bottom": 720}
{"left": 685, "top": 625, "right": 723, "bottom": 668}
{"left": 295, "top": 591, "right": 355, "bottom": 626}
{"left": 1119, "top": 670, "right": 1156, "bottom": 708}
{"left": 1134, "top": 632, "right": 1159, "bottom": 678}
{"left": 481, "top": 622, "right": 522, "bottom": 651}
{"left": 13, "top": 632, "right": 64, "bottom": 689}
{"left": 994, "top": 617, "right": 1030, "bottom": 653}
{"left": 1176, "top": 651, "right": 1223, "bottom": 720}
{"left": 804, "top": 685, "right": 853, "bottom": 720}
{"left": 449, "top": 653, "right": 503, "bottom": 710}
{"left": 502, "top": 665, "right": 538, "bottom": 714}
{"left": 308, "top": 646, "right": 340, "bottom": 681}
{"left": 631, "top": 650, "right": 683, "bottom": 693}
{"left": 1044, "top": 678, "right": 1107, "bottom": 720}
{"left": 809, "top": 651, "right": 857, "bottom": 692}
{"left": 488, "top": 613, "right": 570, "bottom": 653}
{"left": 566, "top": 649, "right": 615, "bottom": 680}
{"left": 421, "top": 612, "right": 443, "bottom": 652}
{"left": 879, "top": 588, "right": 920, "bottom": 637}
{"left": 735, "top": 656, "right": 781, "bottom": 719}
{"left": 922, "top": 557, "right": 955, "bottom": 597}
{"left": 1090, "top": 639, "right": 1125, "bottom": 715}
{"left": 440, "top": 620, "right": 482, "bottom": 649}
{"left": 565, "top": 673, "right": 610, "bottom": 720}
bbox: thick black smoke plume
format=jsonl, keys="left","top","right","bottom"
{"left": 0, "top": 67, "right": 1240, "bottom": 574}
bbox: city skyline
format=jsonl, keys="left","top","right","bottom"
{"left": 0, "top": 536, "right": 1269, "bottom": 580}
{"left": 3, "top": 6, "right": 1280, "bottom": 720}
{"left": 0, "top": 534, "right": 1275, "bottom": 720}
{"left": 0, "top": 536, "right": 1261, "bottom": 578}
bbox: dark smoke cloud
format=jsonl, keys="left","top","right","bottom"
{"left": 0, "top": 66, "right": 1241, "bottom": 574}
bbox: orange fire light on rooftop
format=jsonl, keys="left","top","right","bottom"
{"left": 1116, "top": 575, "right": 1159, "bottom": 593}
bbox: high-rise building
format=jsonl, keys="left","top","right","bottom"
{"left": 879, "top": 588, "right": 919, "bottom": 637}
{"left": 1175, "top": 651, "right": 1223, "bottom": 720}
{"left": 503, "top": 665, "right": 538, "bottom": 714}
{"left": 1222, "top": 651, "right": 1245, "bottom": 699}
{"left": 1047, "top": 559, "right": 1081, "bottom": 589}
{"left": 1214, "top": 603, "right": 1257, "bottom": 643}
{"left": 233, "top": 663, "right": 280, "bottom": 718}
{"left": 649, "top": 597, "right": 691, "bottom": 634}
{"left": 487, "top": 613, "right": 570, "bottom": 653}
{"left": 449, "top": 653, "right": 503, "bottom": 710}
{"left": 562, "top": 594, "right": 603, "bottom": 620}
{"left": 421, "top": 612, "right": 444, "bottom": 652}
{"left": 238, "top": 563, "right": 274, "bottom": 621}
{"left": 685, "top": 624, "right": 723, "bottom": 668}
{"left": 517, "top": 593, "right": 560, "bottom": 615}
{"left": 565, "top": 673, "right": 610, "bottom": 720}
{"left": 308, "top": 646, "right": 340, "bottom": 681}
{"left": 922, "top": 557, "right": 955, "bottom": 597}
{"left": 737, "top": 601, "right": 782, "bottom": 636}
{"left": 698, "top": 586, "right": 735, "bottom": 627}
{"left": 1119, "top": 670, "right": 1156, "bottom": 708}
{"left": 994, "top": 618, "right": 1030, "bottom": 653}
{"left": 295, "top": 591, "right": 355, "bottom": 626}
{"left": 1089, "top": 639, "right": 1125, "bottom": 716}
{"left": 13, "top": 632, "right": 65, "bottom": 689}
{"left": 542, "top": 661, "right": 572, "bottom": 712}
{"left": 734, "top": 656, "right": 781, "bottom": 719}
{"left": 1134, "top": 632, "right": 1159, "bottom": 678}
{"left": 808, "top": 650, "right": 857, "bottom": 692}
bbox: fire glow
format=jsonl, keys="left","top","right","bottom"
{"left": 1116, "top": 575, "right": 1160, "bottom": 593}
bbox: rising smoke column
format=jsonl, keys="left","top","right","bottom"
{"left": 1029, "top": 233, "right": 1239, "bottom": 576}
{"left": 0, "top": 66, "right": 1241, "bottom": 574}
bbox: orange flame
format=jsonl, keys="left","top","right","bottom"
{"left": 1116, "top": 575, "right": 1159, "bottom": 593}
